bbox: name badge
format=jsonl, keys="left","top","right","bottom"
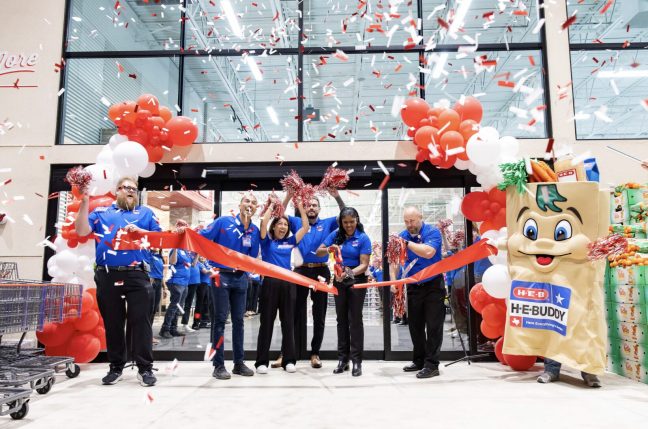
{"left": 242, "top": 235, "right": 252, "bottom": 247}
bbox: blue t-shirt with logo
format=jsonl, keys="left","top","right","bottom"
{"left": 288, "top": 215, "right": 338, "bottom": 264}
{"left": 399, "top": 222, "right": 442, "bottom": 283}
{"left": 260, "top": 235, "right": 297, "bottom": 270}
{"left": 323, "top": 229, "right": 372, "bottom": 267}
{"left": 88, "top": 203, "right": 162, "bottom": 266}
{"left": 168, "top": 249, "right": 192, "bottom": 286}
{"left": 149, "top": 252, "right": 164, "bottom": 280}
{"left": 199, "top": 214, "right": 260, "bottom": 270}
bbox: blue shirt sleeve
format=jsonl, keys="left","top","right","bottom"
{"left": 199, "top": 218, "right": 221, "bottom": 241}
{"left": 146, "top": 208, "right": 162, "bottom": 232}
{"left": 323, "top": 230, "right": 337, "bottom": 247}
{"left": 324, "top": 216, "right": 338, "bottom": 233}
{"left": 288, "top": 215, "right": 300, "bottom": 234}
{"left": 424, "top": 227, "right": 442, "bottom": 254}
{"left": 288, "top": 235, "right": 297, "bottom": 246}
{"left": 359, "top": 233, "right": 372, "bottom": 255}
{"left": 87, "top": 210, "right": 99, "bottom": 234}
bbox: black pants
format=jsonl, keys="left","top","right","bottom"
{"left": 150, "top": 277, "right": 162, "bottom": 325}
{"left": 194, "top": 282, "right": 210, "bottom": 324}
{"left": 334, "top": 274, "right": 367, "bottom": 363}
{"left": 407, "top": 276, "right": 446, "bottom": 369}
{"left": 255, "top": 277, "right": 296, "bottom": 368}
{"left": 95, "top": 269, "right": 153, "bottom": 372}
{"left": 181, "top": 283, "right": 200, "bottom": 325}
{"left": 246, "top": 278, "right": 261, "bottom": 312}
{"left": 294, "top": 265, "right": 330, "bottom": 356}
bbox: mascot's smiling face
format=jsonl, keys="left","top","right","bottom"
{"left": 508, "top": 183, "right": 597, "bottom": 274}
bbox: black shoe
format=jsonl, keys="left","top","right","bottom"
{"left": 392, "top": 318, "right": 401, "bottom": 324}
{"left": 191, "top": 323, "right": 200, "bottom": 330}
{"left": 101, "top": 370, "right": 123, "bottom": 385}
{"left": 232, "top": 363, "right": 254, "bottom": 377}
{"left": 403, "top": 362, "right": 422, "bottom": 372}
{"left": 159, "top": 331, "right": 172, "bottom": 339}
{"left": 200, "top": 322, "right": 211, "bottom": 329}
{"left": 333, "top": 360, "right": 349, "bottom": 374}
{"left": 416, "top": 367, "right": 440, "bottom": 379}
{"left": 170, "top": 331, "right": 185, "bottom": 337}
{"left": 212, "top": 365, "right": 231, "bottom": 380}
{"left": 352, "top": 362, "right": 362, "bottom": 377}
{"left": 137, "top": 370, "right": 157, "bottom": 387}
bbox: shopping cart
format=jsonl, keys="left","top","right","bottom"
{"left": 0, "top": 388, "right": 30, "bottom": 420}
{"left": 0, "top": 367, "right": 55, "bottom": 395}
{"left": 0, "top": 263, "right": 18, "bottom": 281}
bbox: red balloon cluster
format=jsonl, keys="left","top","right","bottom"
{"left": 37, "top": 288, "right": 106, "bottom": 364}
{"left": 469, "top": 283, "right": 506, "bottom": 339}
{"left": 60, "top": 187, "right": 115, "bottom": 248}
{"left": 460, "top": 187, "right": 507, "bottom": 234}
{"left": 108, "top": 94, "right": 198, "bottom": 163}
{"left": 401, "top": 96, "right": 483, "bottom": 169}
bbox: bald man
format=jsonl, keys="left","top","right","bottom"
{"left": 390, "top": 207, "right": 444, "bottom": 379}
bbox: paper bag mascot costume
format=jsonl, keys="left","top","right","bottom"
{"left": 502, "top": 182, "right": 609, "bottom": 374}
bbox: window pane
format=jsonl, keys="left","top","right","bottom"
{"left": 67, "top": 0, "right": 181, "bottom": 52}
{"left": 303, "top": 52, "right": 420, "bottom": 142}
{"left": 567, "top": 1, "right": 648, "bottom": 44}
{"left": 423, "top": 0, "right": 541, "bottom": 45}
{"left": 62, "top": 57, "right": 179, "bottom": 145}
{"left": 183, "top": 55, "right": 298, "bottom": 143}
{"left": 423, "top": 50, "right": 547, "bottom": 138}
{"left": 184, "top": 0, "right": 298, "bottom": 50}
{"left": 571, "top": 49, "right": 648, "bottom": 139}
{"left": 303, "top": 0, "right": 418, "bottom": 48}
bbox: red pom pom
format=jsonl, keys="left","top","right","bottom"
{"left": 318, "top": 166, "right": 351, "bottom": 192}
{"left": 261, "top": 192, "right": 285, "bottom": 219}
{"left": 587, "top": 233, "right": 628, "bottom": 261}
{"left": 386, "top": 234, "right": 407, "bottom": 265}
{"left": 65, "top": 166, "right": 92, "bottom": 194}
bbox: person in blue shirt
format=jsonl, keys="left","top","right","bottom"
{"left": 193, "top": 256, "right": 213, "bottom": 330}
{"left": 255, "top": 199, "right": 308, "bottom": 374}
{"left": 199, "top": 192, "right": 260, "bottom": 380}
{"left": 147, "top": 248, "right": 165, "bottom": 343}
{"left": 159, "top": 247, "right": 195, "bottom": 339}
{"left": 316, "top": 207, "right": 372, "bottom": 377}
{"left": 181, "top": 250, "right": 201, "bottom": 332}
{"left": 75, "top": 176, "right": 161, "bottom": 387}
{"left": 282, "top": 188, "right": 345, "bottom": 369}
{"left": 390, "top": 206, "right": 444, "bottom": 379}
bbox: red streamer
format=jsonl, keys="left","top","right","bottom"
{"left": 386, "top": 234, "right": 406, "bottom": 265}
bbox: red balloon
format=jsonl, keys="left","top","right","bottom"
{"left": 480, "top": 320, "right": 504, "bottom": 339}
{"left": 158, "top": 106, "right": 173, "bottom": 122}
{"left": 436, "top": 153, "right": 457, "bottom": 169}
{"left": 137, "top": 94, "right": 160, "bottom": 115}
{"left": 406, "top": 127, "right": 416, "bottom": 138}
{"left": 479, "top": 220, "right": 498, "bottom": 234}
{"left": 415, "top": 149, "right": 429, "bottom": 163}
{"left": 127, "top": 128, "right": 149, "bottom": 146}
{"left": 461, "top": 191, "right": 490, "bottom": 222}
{"left": 86, "top": 287, "right": 97, "bottom": 302}
{"left": 166, "top": 116, "right": 198, "bottom": 146}
{"left": 440, "top": 130, "right": 464, "bottom": 153}
{"left": 146, "top": 145, "right": 164, "bottom": 163}
{"left": 482, "top": 303, "right": 506, "bottom": 328}
{"left": 495, "top": 337, "right": 506, "bottom": 364}
{"left": 66, "top": 333, "right": 101, "bottom": 363}
{"left": 74, "top": 309, "right": 100, "bottom": 332}
{"left": 45, "top": 343, "right": 69, "bottom": 356}
{"left": 454, "top": 96, "right": 483, "bottom": 123}
{"left": 414, "top": 126, "right": 439, "bottom": 150}
{"left": 503, "top": 354, "right": 537, "bottom": 371}
{"left": 81, "top": 291, "right": 95, "bottom": 314}
{"left": 92, "top": 325, "right": 107, "bottom": 350}
{"left": 108, "top": 103, "right": 125, "bottom": 121}
{"left": 488, "top": 188, "right": 507, "bottom": 206}
{"left": 36, "top": 322, "right": 75, "bottom": 347}
{"left": 469, "top": 283, "right": 491, "bottom": 313}
{"left": 401, "top": 98, "right": 430, "bottom": 127}
{"left": 120, "top": 101, "right": 138, "bottom": 124}
{"left": 438, "top": 109, "right": 461, "bottom": 132}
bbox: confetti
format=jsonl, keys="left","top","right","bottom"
{"left": 561, "top": 15, "right": 577, "bottom": 30}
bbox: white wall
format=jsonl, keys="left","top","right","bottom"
{"left": 0, "top": 0, "right": 646, "bottom": 280}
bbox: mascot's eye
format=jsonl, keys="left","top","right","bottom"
{"left": 554, "top": 220, "right": 572, "bottom": 241}
{"left": 523, "top": 219, "right": 538, "bottom": 241}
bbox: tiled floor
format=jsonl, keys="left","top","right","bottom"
{"left": 1, "top": 361, "right": 647, "bottom": 428}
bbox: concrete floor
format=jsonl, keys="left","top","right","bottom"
{"left": 2, "top": 361, "right": 647, "bottom": 428}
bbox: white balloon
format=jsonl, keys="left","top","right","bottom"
{"left": 108, "top": 133, "right": 128, "bottom": 148}
{"left": 454, "top": 159, "right": 471, "bottom": 170}
{"left": 112, "top": 141, "right": 149, "bottom": 176}
{"left": 482, "top": 264, "right": 511, "bottom": 299}
{"left": 479, "top": 127, "right": 500, "bottom": 143}
{"left": 488, "top": 250, "right": 508, "bottom": 265}
{"left": 499, "top": 136, "right": 520, "bottom": 163}
{"left": 53, "top": 235, "right": 69, "bottom": 252}
{"left": 96, "top": 146, "right": 114, "bottom": 166}
{"left": 466, "top": 133, "right": 501, "bottom": 166}
{"left": 78, "top": 255, "right": 92, "bottom": 271}
{"left": 85, "top": 164, "right": 115, "bottom": 196}
{"left": 77, "top": 241, "right": 96, "bottom": 259}
{"left": 51, "top": 274, "right": 73, "bottom": 284}
{"left": 54, "top": 250, "right": 80, "bottom": 275}
{"left": 48, "top": 264, "right": 62, "bottom": 278}
{"left": 139, "top": 162, "right": 156, "bottom": 178}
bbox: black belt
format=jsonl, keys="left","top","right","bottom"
{"left": 218, "top": 269, "right": 245, "bottom": 275}
{"left": 299, "top": 263, "right": 328, "bottom": 268}
{"left": 96, "top": 265, "right": 146, "bottom": 272}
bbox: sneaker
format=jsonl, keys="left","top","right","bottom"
{"left": 159, "top": 331, "right": 172, "bottom": 339}
{"left": 582, "top": 373, "right": 602, "bottom": 388}
{"left": 537, "top": 372, "right": 559, "bottom": 384}
{"left": 285, "top": 363, "right": 296, "bottom": 373}
{"left": 271, "top": 355, "right": 283, "bottom": 369}
{"left": 232, "top": 362, "right": 254, "bottom": 377}
{"left": 182, "top": 324, "right": 195, "bottom": 333}
{"left": 212, "top": 365, "right": 231, "bottom": 380}
{"left": 256, "top": 365, "right": 268, "bottom": 374}
{"left": 102, "top": 370, "right": 123, "bottom": 385}
{"left": 137, "top": 370, "right": 157, "bottom": 387}
{"left": 310, "top": 355, "right": 322, "bottom": 369}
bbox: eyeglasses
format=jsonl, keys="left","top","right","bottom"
{"left": 118, "top": 186, "right": 138, "bottom": 193}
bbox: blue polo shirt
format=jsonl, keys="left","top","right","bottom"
{"left": 168, "top": 249, "right": 192, "bottom": 286}
{"left": 199, "top": 214, "right": 260, "bottom": 270}
{"left": 199, "top": 261, "right": 212, "bottom": 284}
{"left": 370, "top": 266, "right": 383, "bottom": 282}
{"left": 88, "top": 203, "right": 162, "bottom": 266}
{"left": 289, "top": 215, "right": 338, "bottom": 264}
{"left": 323, "top": 229, "right": 372, "bottom": 267}
{"left": 189, "top": 254, "right": 201, "bottom": 284}
{"left": 399, "top": 222, "right": 442, "bottom": 283}
{"left": 261, "top": 235, "right": 297, "bottom": 270}
{"left": 149, "top": 252, "right": 164, "bottom": 280}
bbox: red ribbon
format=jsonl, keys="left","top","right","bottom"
{"left": 353, "top": 239, "right": 497, "bottom": 289}
{"left": 115, "top": 229, "right": 337, "bottom": 295}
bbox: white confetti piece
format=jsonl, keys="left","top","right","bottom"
{"left": 22, "top": 214, "right": 33, "bottom": 225}
{"left": 377, "top": 160, "right": 390, "bottom": 176}
{"left": 57, "top": 88, "right": 65, "bottom": 97}
{"left": 419, "top": 171, "right": 430, "bottom": 183}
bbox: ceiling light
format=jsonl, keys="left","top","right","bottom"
{"left": 266, "top": 106, "right": 279, "bottom": 125}
{"left": 245, "top": 55, "right": 263, "bottom": 81}
{"left": 222, "top": 0, "right": 244, "bottom": 39}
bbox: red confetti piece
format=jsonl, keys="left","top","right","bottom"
{"left": 528, "top": 56, "right": 535, "bottom": 66}
{"left": 215, "top": 336, "right": 224, "bottom": 349}
{"left": 561, "top": 15, "right": 576, "bottom": 30}
{"left": 545, "top": 138, "right": 555, "bottom": 154}
{"left": 513, "top": 10, "right": 528, "bottom": 16}
{"left": 378, "top": 175, "right": 390, "bottom": 190}
{"left": 600, "top": 0, "right": 614, "bottom": 14}
{"left": 437, "top": 17, "right": 449, "bottom": 29}
{"left": 498, "top": 81, "right": 515, "bottom": 88}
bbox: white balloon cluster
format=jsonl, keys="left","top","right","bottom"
{"left": 479, "top": 227, "right": 512, "bottom": 299}
{"left": 47, "top": 236, "right": 96, "bottom": 287}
